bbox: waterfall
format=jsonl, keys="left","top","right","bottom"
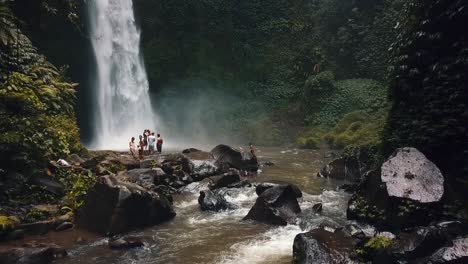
{"left": 88, "top": 0, "right": 157, "bottom": 149}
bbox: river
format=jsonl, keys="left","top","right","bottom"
{"left": 4, "top": 147, "right": 354, "bottom": 264}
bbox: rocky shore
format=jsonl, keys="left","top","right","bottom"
{"left": 1, "top": 145, "right": 467, "bottom": 264}
{"left": 294, "top": 147, "right": 468, "bottom": 264}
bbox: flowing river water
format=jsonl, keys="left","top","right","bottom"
{"left": 3, "top": 147, "right": 356, "bottom": 264}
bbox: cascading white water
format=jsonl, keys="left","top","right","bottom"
{"left": 88, "top": 0, "right": 157, "bottom": 149}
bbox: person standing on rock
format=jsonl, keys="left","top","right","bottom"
{"left": 138, "top": 135, "right": 145, "bottom": 160}
{"left": 129, "top": 137, "right": 137, "bottom": 159}
{"left": 157, "top": 134, "right": 163, "bottom": 153}
{"left": 148, "top": 132, "right": 156, "bottom": 155}
{"left": 143, "top": 129, "right": 149, "bottom": 150}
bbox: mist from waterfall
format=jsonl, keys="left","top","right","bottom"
{"left": 88, "top": 0, "right": 157, "bottom": 149}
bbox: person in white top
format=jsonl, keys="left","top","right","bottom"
{"left": 148, "top": 132, "right": 156, "bottom": 155}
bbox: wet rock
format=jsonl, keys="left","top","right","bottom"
{"left": 334, "top": 224, "right": 366, "bottom": 239}
{"left": 30, "top": 174, "right": 65, "bottom": 196}
{"left": 0, "top": 243, "right": 67, "bottom": 264}
{"left": 81, "top": 156, "right": 100, "bottom": 170}
{"left": 109, "top": 236, "right": 144, "bottom": 250}
{"left": 208, "top": 170, "right": 241, "bottom": 190}
{"left": 318, "top": 147, "right": 373, "bottom": 182}
{"left": 18, "top": 220, "right": 55, "bottom": 235}
{"left": 227, "top": 180, "right": 252, "bottom": 189}
{"left": 159, "top": 154, "right": 194, "bottom": 175}
{"left": 424, "top": 237, "right": 468, "bottom": 264}
{"left": 338, "top": 183, "right": 359, "bottom": 193}
{"left": 55, "top": 222, "right": 74, "bottom": 232}
{"left": 347, "top": 148, "right": 446, "bottom": 229}
{"left": 312, "top": 203, "right": 323, "bottom": 213}
{"left": 181, "top": 173, "right": 194, "bottom": 184}
{"left": 68, "top": 154, "right": 85, "bottom": 166}
{"left": 293, "top": 228, "right": 355, "bottom": 264}
{"left": 244, "top": 184, "right": 301, "bottom": 225}
{"left": 381, "top": 147, "right": 444, "bottom": 203}
{"left": 170, "top": 180, "right": 186, "bottom": 189}
{"left": 394, "top": 221, "right": 468, "bottom": 261}
{"left": 255, "top": 182, "right": 302, "bottom": 198}
{"left": 152, "top": 185, "right": 177, "bottom": 203}
{"left": 4, "top": 229, "right": 25, "bottom": 241}
{"left": 139, "top": 158, "right": 157, "bottom": 169}
{"left": 211, "top": 144, "right": 258, "bottom": 172}
{"left": 118, "top": 168, "right": 166, "bottom": 190}
{"left": 76, "top": 175, "right": 176, "bottom": 235}
{"left": 259, "top": 160, "right": 275, "bottom": 167}
{"left": 182, "top": 148, "right": 213, "bottom": 160}
{"left": 198, "top": 190, "right": 236, "bottom": 211}
{"left": 191, "top": 160, "right": 219, "bottom": 180}
{"left": 318, "top": 157, "right": 346, "bottom": 179}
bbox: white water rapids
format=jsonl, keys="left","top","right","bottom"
{"left": 88, "top": 0, "right": 157, "bottom": 149}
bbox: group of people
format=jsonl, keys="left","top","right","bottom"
{"left": 129, "top": 129, "right": 163, "bottom": 160}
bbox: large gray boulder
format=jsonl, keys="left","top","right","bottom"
{"left": 293, "top": 228, "right": 355, "bottom": 264}
{"left": 76, "top": 175, "right": 175, "bottom": 235}
{"left": 347, "top": 148, "right": 446, "bottom": 229}
{"left": 244, "top": 184, "right": 301, "bottom": 225}
{"left": 381, "top": 147, "right": 444, "bottom": 203}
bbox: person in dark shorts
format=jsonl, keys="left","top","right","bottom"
{"left": 156, "top": 134, "right": 163, "bottom": 153}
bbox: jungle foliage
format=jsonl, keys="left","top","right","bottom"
{"left": 134, "top": 0, "right": 404, "bottom": 147}
{"left": 383, "top": 0, "right": 468, "bottom": 184}
{"left": 0, "top": 6, "right": 84, "bottom": 205}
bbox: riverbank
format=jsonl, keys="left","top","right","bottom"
{"left": 1, "top": 145, "right": 467, "bottom": 264}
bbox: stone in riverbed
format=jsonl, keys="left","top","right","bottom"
{"left": 55, "top": 221, "right": 74, "bottom": 232}
{"left": 0, "top": 243, "right": 67, "bottom": 264}
{"left": 182, "top": 148, "right": 213, "bottom": 160}
{"left": 312, "top": 203, "right": 323, "bottom": 213}
{"left": 109, "top": 236, "right": 144, "bottom": 250}
{"left": 394, "top": 221, "right": 468, "bottom": 261}
{"left": 255, "top": 182, "right": 302, "bottom": 198}
{"left": 208, "top": 170, "right": 241, "bottom": 190}
{"left": 211, "top": 144, "right": 258, "bottom": 172}
{"left": 424, "top": 237, "right": 468, "bottom": 263}
{"left": 293, "top": 228, "right": 355, "bottom": 264}
{"left": 244, "top": 184, "right": 301, "bottom": 225}
{"left": 76, "top": 175, "right": 176, "bottom": 235}
{"left": 198, "top": 190, "right": 236, "bottom": 211}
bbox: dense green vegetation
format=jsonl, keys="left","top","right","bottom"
{"left": 0, "top": 3, "right": 85, "bottom": 207}
{"left": 135, "top": 0, "right": 403, "bottom": 147}
{"left": 383, "top": 0, "right": 468, "bottom": 186}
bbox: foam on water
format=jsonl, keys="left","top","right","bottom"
{"left": 216, "top": 225, "right": 303, "bottom": 264}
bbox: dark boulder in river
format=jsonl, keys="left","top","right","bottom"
{"left": 208, "top": 169, "right": 241, "bottom": 190}
{"left": 182, "top": 148, "right": 213, "bottom": 160}
{"left": 211, "top": 144, "right": 258, "bottom": 172}
{"left": 293, "top": 228, "right": 355, "bottom": 264}
{"left": 0, "top": 243, "right": 67, "bottom": 264}
{"left": 244, "top": 184, "right": 301, "bottom": 225}
{"left": 109, "top": 236, "right": 144, "bottom": 250}
{"left": 255, "top": 182, "right": 302, "bottom": 198}
{"left": 198, "top": 190, "right": 236, "bottom": 211}
{"left": 347, "top": 147, "right": 445, "bottom": 229}
{"left": 393, "top": 221, "right": 468, "bottom": 262}
{"left": 76, "top": 175, "right": 176, "bottom": 235}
